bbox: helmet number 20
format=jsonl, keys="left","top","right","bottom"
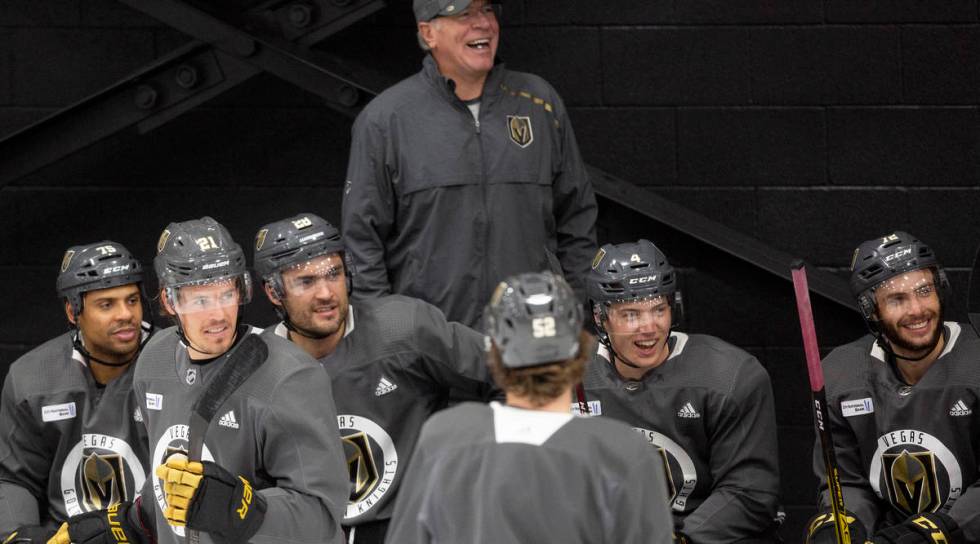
{"left": 532, "top": 317, "right": 556, "bottom": 338}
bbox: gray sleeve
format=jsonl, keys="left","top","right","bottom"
{"left": 611, "top": 434, "right": 674, "bottom": 544}
{"left": 413, "top": 301, "right": 500, "bottom": 401}
{"left": 942, "top": 469, "right": 980, "bottom": 541}
{"left": 383, "top": 433, "right": 432, "bottom": 544}
{"left": 813, "top": 392, "right": 882, "bottom": 532}
{"left": 550, "top": 95, "right": 597, "bottom": 301}
{"left": 342, "top": 111, "right": 395, "bottom": 300}
{"left": 681, "top": 359, "right": 781, "bottom": 542}
{"left": 253, "top": 363, "right": 348, "bottom": 544}
{"left": 0, "top": 372, "right": 46, "bottom": 533}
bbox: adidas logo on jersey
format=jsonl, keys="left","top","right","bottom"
{"left": 375, "top": 377, "right": 398, "bottom": 396}
{"left": 950, "top": 400, "right": 972, "bottom": 416}
{"left": 677, "top": 402, "right": 700, "bottom": 419}
{"left": 133, "top": 408, "right": 143, "bottom": 423}
{"left": 218, "top": 410, "right": 240, "bottom": 429}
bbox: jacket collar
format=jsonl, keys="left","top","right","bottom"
{"left": 421, "top": 54, "right": 506, "bottom": 105}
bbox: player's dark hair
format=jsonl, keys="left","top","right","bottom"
{"left": 488, "top": 331, "right": 594, "bottom": 407}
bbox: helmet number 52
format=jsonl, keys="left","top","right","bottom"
{"left": 532, "top": 317, "right": 556, "bottom": 338}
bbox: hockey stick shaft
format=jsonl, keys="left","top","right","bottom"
{"left": 791, "top": 263, "right": 851, "bottom": 544}
{"left": 185, "top": 331, "right": 267, "bottom": 544}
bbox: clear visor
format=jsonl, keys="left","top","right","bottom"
{"left": 871, "top": 270, "right": 938, "bottom": 313}
{"left": 280, "top": 257, "right": 344, "bottom": 295}
{"left": 601, "top": 294, "right": 671, "bottom": 332}
{"left": 170, "top": 276, "right": 250, "bottom": 314}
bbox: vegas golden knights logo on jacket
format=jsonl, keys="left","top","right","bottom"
{"left": 507, "top": 115, "right": 533, "bottom": 148}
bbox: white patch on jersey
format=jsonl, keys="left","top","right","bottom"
{"left": 338, "top": 415, "right": 398, "bottom": 521}
{"left": 841, "top": 397, "right": 875, "bottom": 418}
{"left": 133, "top": 407, "right": 143, "bottom": 423}
{"left": 868, "top": 429, "right": 963, "bottom": 514}
{"left": 60, "top": 433, "right": 146, "bottom": 516}
{"left": 218, "top": 410, "right": 239, "bottom": 429}
{"left": 677, "top": 402, "right": 700, "bottom": 419}
{"left": 42, "top": 402, "right": 77, "bottom": 422}
{"left": 375, "top": 377, "right": 398, "bottom": 396}
{"left": 152, "top": 424, "right": 215, "bottom": 536}
{"left": 949, "top": 400, "right": 972, "bottom": 416}
{"left": 145, "top": 393, "right": 163, "bottom": 411}
{"left": 493, "top": 402, "right": 572, "bottom": 446}
{"left": 569, "top": 400, "right": 602, "bottom": 416}
{"left": 632, "top": 426, "right": 698, "bottom": 512}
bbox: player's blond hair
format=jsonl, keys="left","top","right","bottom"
{"left": 488, "top": 331, "right": 595, "bottom": 407}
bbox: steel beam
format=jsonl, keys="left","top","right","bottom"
{"left": 0, "top": 0, "right": 384, "bottom": 187}
{"left": 588, "top": 165, "right": 856, "bottom": 312}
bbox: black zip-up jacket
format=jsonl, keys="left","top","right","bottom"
{"left": 342, "top": 55, "right": 597, "bottom": 327}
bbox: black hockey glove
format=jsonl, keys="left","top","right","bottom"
{"left": 873, "top": 512, "right": 964, "bottom": 544}
{"left": 805, "top": 510, "right": 871, "bottom": 544}
{"left": 156, "top": 453, "right": 267, "bottom": 544}
{"left": 2, "top": 525, "right": 56, "bottom": 544}
{"left": 46, "top": 500, "right": 152, "bottom": 544}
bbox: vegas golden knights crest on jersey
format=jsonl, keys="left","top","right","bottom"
{"left": 344, "top": 431, "right": 379, "bottom": 502}
{"left": 337, "top": 415, "right": 399, "bottom": 520}
{"left": 507, "top": 115, "right": 533, "bottom": 148}
{"left": 882, "top": 450, "right": 942, "bottom": 516}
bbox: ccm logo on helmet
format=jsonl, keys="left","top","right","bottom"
{"left": 628, "top": 275, "right": 658, "bottom": 285}
{"left": 102, "top": 265, "right": 130, "bottom": 274}
{"left": 882, "top": 248, "right": 912, "bottom": 263}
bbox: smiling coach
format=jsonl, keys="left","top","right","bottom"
{"left": 341, "top": 0, "right": 597, "bottom": 328}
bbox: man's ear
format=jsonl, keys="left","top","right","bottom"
{"left": 418, "top": 21, "right": 438, "bottom": 50}
{"left": 160, "top": 289, "right": 177, "bottom": 316}
{"left": 264, "top": 282, "right": 283, "bottom": 307}
{"left": 65, "top": 300, "right": 76, "bottom": 325}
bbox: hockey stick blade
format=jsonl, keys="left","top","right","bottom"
{"left": 792, "top": 265, "right": 851, "bottom": 544}
{"left": 969, "top": 242, "right": 980, "bottom": 336}
{"left": 185, "top": 331, "right": 267, "bottom": 543}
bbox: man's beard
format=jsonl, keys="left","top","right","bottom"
{"left": 881, "top": 312, "right": 943, "bottom": 355}
{"left": 292, "top": 302, "right": 347, "bottom": 338}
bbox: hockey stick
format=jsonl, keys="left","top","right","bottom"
{"left": 791, "top": 262, "right": 851, "bottom": 544}
{"left": 544, "top": 247, "right": 591, "bottom": 414}
{"left": 185, "top": 330, "right": 268, "bottom": 544}
{"left": 968, "top": 243, "right": 980, "bottom": 337}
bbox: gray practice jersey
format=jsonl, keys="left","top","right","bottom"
{"left": 815, "top": 322, "right": 980, "bottom": 541}
{"left": 581, "top": 331, "right": 781, "bottom": 543}
{"left": 265, "top": 295, "right": 496, "bottom": 527}
{"left": 386, "top": 401, "right": 674, "bottom": 544}
{"left": 0, "top": 331, "right": 149, "bottom": 534}
{"left": 133, "top": 326, "right": 348, "bottom": 544}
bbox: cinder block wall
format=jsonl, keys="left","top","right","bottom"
{"left": 3, "top": 1, "right": 978, "bottom": 538}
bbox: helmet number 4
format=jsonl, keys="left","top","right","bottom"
{"left": 532, "top": 317, "right": 556, "bottom": 338}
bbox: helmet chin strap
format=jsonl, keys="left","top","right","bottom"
{"left": 175, "top": 305, "right": 244, "bottom": 359}
{"left": 875, "top": 326, "right": 946, "bottom": 363}
{"left": 71, "top": 319, "right": 154, "bottom": 368}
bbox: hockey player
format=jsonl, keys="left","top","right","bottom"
{"left": 804, "top": 232, "right": 977, "bottom": 544}
{"left": 583, "top": 240, "right": 781, "bottom": 543}
{"left": 252, "top": 213, "right": 498, "bottom": 544}
{"left": 385, "top": 272, "right": 674, "bottom": 543}
{"left": 0, "top": 241, "right": 151, "bottom": 543}
{"left": 49, "top": 217, "right": 349, "bottom": 544}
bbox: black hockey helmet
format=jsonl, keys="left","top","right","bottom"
{"left": 253, "top": 213, "right": 350, "bottom": 298}
{"left": 849, "top": 231, "right": 948, "bottom": 324}
{"left": 587, "top": 240, "right": 681, "bottom": 335}
{"left": 154, "top": 217, "right": 252, "bottom": 311}
{"left": 57, "top": 241, "right": 144, "bottom": 321}
{"left": 485, "top": 272, "right": 583, "bottom": 369}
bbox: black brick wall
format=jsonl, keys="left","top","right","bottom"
{"left": 3, "top": 1, "right": 978, "bottom": 539}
